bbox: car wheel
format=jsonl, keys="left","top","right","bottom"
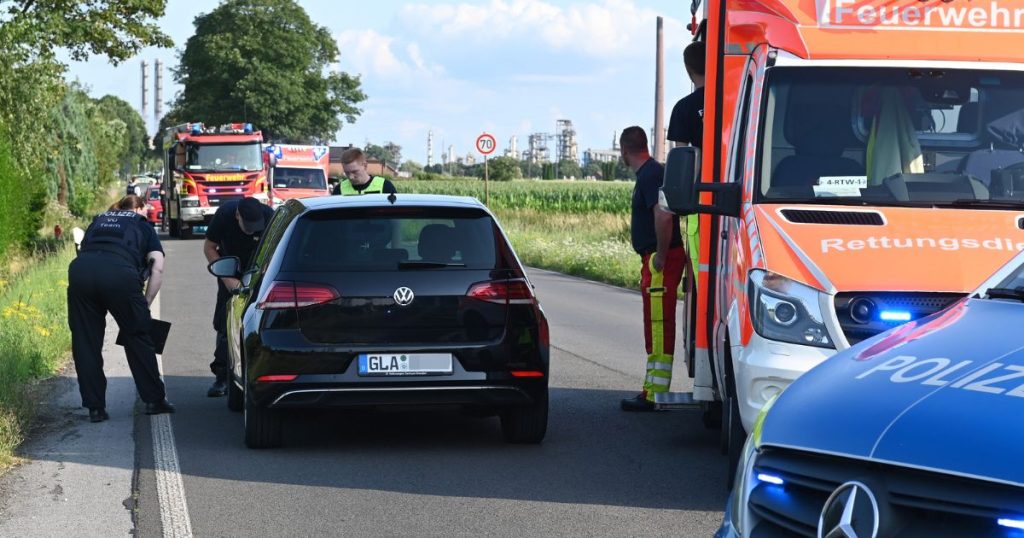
{"left": 243, "top": 389, "right": 282, "bottom": 449}
{"left": 721, "top": 345, "right": 746, "bottom": 487}
{"left": 500, "top": 388, "right": 548, "bottom": 444}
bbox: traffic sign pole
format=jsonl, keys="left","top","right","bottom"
{"left": 476, "top": 132, "right": 497, "bottom": 206}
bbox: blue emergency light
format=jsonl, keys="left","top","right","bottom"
{"left": 191, "top": 124, "right": 202, "bottom": 135}
{"left": 756, "top": 473, "right": 785, "bottom": 486}
{"left": 244, "top": 123, "right": 253, "bottom": 134}
{"left": 998, "top": 518, "right": 1024, "bottom": 530}
{"left": 879, "top": 310, "right": 912, "bottom": 322}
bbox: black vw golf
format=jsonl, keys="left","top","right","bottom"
{"left": 208, "top": 194, "right": 550, "bottom": 448}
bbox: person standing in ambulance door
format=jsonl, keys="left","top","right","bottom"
{"left": 68, "top": 195, "right": 174, "bottom": 422}
{"left": 203, "top": 197, "right": 274, "bottom": 397}
{"left": 619, "top": 127, "right": 686, "bottom": 412}
{"left": 668, "top": 40, "right": 705, "bottom": 285}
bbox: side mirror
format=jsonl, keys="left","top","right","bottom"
{"left": 660, "top": 146, "right": 742, "bottom": 218}
{"left": 661, "top": 146, "right": 701, "bottom": 214}
{"left": 208, "top": 256, "right": 241, "bottom": 278}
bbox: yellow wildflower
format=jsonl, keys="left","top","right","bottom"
{"left": 34, "top": 326, "right": 50, "bottom": 337}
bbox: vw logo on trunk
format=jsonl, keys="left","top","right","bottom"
{"left": 818, "top": 481, "right": 880, "bottom": 538}
{"left": 393, "top": 287, "right": 415, "bottom": 306}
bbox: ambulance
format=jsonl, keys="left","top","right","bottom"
{"left": 265, "top": 144, "right": 331, "bottom": 208}
{"left": 660, "top": 0, "right": 1024, "bottom": 467}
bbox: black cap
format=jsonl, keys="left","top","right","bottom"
{"left": 237, "top": 197, "right": 267, "bottom": 234}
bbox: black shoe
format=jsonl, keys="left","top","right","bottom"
{"left": 620, "top": 393, "right": 658, "bottom": 412}
{"left": 145, "top": 399, "right": 176, "bottom": 415}
{"left": 89, "top": 408, "right": 109, "bottom": 423}
{"left": 207, "top": 379, "right": 227, "bottom": 398}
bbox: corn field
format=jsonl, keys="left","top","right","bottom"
{"left": 400, "top": 179, "right": 632, "bottom": 214}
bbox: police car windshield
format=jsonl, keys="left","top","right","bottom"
{"left": 758, "top": 67, "right": 1024, "bottom": 208}
{"left": 186, "top": 143, "right": 263, "bottom": 172}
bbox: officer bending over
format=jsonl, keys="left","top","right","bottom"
{"left": 68, "top": 195, "right": 175, "bottom": 422}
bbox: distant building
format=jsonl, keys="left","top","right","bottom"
{"left": 583, "top": 148, "right": 620, "bottom": 166}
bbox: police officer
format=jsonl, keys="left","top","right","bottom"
{"left": 203, "top": 196, "right": 274, "bottom": 397}
{"left": 338, "top": 148, "right": 398, "bottom": 195}
{"left": 68, "top": 195, "right": 174, "bottom": 422}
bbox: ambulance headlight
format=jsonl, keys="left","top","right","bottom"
{"left": 181, "top": 198, "right": 200, "bottom": 208}
{"left": 749, "top": 270, "right": 834, "bottom": 349}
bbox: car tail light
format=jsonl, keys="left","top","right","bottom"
{"left": 256, "top": 375, "right": 298, "bottom": 382}
{"left": 467, "top": 279, "right": 534, "bottom": 305}
{"left": 510, "top": 370, "right": 544, "bottom": 378}
{"left": 258, "top": 281, "right": 339, "bottom": 310}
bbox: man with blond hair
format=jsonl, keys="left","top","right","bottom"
{"left": 336, "top": 147, "right": 397, "bottom": 195}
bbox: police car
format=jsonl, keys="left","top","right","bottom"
{"left": 718, "top": 250, "right": 1024, "bottom": 537}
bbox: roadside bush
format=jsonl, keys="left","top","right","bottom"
{"left": 0, "top": 124, "right": 44, "bottom": 262}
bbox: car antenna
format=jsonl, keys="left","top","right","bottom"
{"left": 387, "top": 192, "right": 397, "bottom": 204}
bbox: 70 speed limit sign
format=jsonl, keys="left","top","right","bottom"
{"left": 476, "top": 133, "right": 496, "bottom": 156}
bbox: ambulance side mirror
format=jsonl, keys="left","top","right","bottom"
{"left": 208, "top": 256, "right": 241, "bottom": 278}
{"left": 661, "top": 146, "right": 742, "bottom": 218}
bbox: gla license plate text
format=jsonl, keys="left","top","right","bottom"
{"left": 358, "top": 353, "right": 453, "bottom": 376}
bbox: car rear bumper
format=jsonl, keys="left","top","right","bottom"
{"left": 266, "top": 384, "right": 537, "bottom": 409}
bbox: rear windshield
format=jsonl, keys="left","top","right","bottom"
{"left": 282, "top": 208, "right": 499, "bottom": 272}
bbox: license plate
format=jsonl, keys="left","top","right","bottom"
{"left": 193, "top": 225, "right": 208, "bottom": 233}
{"left": 358, "top": 353, "right": 453, "bottom": 376}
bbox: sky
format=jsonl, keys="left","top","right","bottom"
{"left": 64, "top": 0, "right": 695, "bottom": 165}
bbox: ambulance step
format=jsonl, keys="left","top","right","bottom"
{"left": 653, "top": 392, "right": 702, "bottom": 410}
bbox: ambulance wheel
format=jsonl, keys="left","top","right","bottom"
{"left": 180, "top": 224, "right": 193, "bottom": 240}
{"left": 169, "top": 218, "right": 180, "bottom": 238}
{"left": 722, "top": 346, "right": 746, "bottom": 487}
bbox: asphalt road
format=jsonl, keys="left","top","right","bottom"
{"left": 3, "top": 234, "right": 729, "bottom": 537}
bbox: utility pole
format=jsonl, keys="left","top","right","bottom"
{"left": 654, "top": 16, "right": 667, "bottom": 162}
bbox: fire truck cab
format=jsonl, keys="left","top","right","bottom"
{"left": 162, "top": 122, "right": 268, "bottom": 239}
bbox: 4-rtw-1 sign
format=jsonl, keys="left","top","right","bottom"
{"left": 476, "top": 133, "right": 496, "bottom": 155}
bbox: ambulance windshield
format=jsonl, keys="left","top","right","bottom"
{"left": 186, "top": 142, "right": 263, "bottom": 172}
{"left": 759, "top": 67, "right": 1024, "bottom": 207}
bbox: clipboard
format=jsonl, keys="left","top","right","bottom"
{"left": 116, "top": 318, "right": 172, "bottom": 355}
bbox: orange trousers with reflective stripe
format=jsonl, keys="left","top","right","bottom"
{"left": 640, "top": 246, "right": 686, "bottom": 400}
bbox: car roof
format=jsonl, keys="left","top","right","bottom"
{"left": 293, "top": 193, "right": 486, "bottom": 211}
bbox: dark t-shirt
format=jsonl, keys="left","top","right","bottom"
{"left": 630, "top": 159, "right": 682, "bottom": 256}
{"left": 668, "top": 87, "right": 705, "bottom": 148}
{"left": 206, "top": 199, "right": 274, "bottom": 268}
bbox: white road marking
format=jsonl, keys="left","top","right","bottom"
{"left": 151, "top": 294, "right": 194, "bottom": 538}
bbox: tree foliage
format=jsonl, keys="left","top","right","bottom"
{"left": 555, "top": 159, "right": 581, "bottom": 180}
{"left": 95, "top": 95, "right": 149, "bottom": 176}
{"left": 365, "top": 142, "right": 401, "bottom": 166}
{"left": 485, "top": 156, "right": 522, "bottom": 182}
{"left": 170, "top": 0, "right": 366, "bottom": 144}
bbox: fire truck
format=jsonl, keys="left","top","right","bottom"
{"left": 264, "top": 144, "right": 331, "bottom": 208}
{"left": 162, "top": 122, "right": 269, "bottom": 239}
{"left": 659, "top": 0, "right": 1024, "bottom": 471}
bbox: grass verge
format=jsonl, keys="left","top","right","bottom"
{"left": 0, "top": 244, "right": 75, "bottom": 469}
{"left": 494, "top": 208, "right": 638, "bottom": 290}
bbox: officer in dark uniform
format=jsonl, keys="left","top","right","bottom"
{"left": 203, "top": 196, "right": 274, "bottom": 397}
{"left": 68, "top": 195, "right": 175, "bottom": 422}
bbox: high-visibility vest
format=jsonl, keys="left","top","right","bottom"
{"left": 339, "top": 176, "right": 386, "bottom": 195}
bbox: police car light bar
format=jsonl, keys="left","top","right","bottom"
{"left": 756, "top": 473, "right": 785, "bottom": 486}
{"left": 998, "top": 518, "right": 1024, "bottom": 530}
{"left": 880, "top": 310, "right": 912, "bottom": 322}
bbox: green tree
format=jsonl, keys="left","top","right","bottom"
{"left": 399, "top": 160, "right": 423, "bottom": 174}
{"left": 170, "top": 0, "right": 365, "bottom": 143}
{"left": 555, "top": 159, "right": 581, "bottom": 179}
{"left": 583, "top": 161, "right": 603, "bottom": 179}
{"left": 483, "top": 156, "right": 521, "bottom": 182}
{"left": 95, "top": 95, "right": 148, "bottom": 176}
{"left": 365, "top": 142, "right": 401, "bottom": 166}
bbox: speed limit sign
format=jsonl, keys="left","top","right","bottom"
{"left": 476, "top": 133, "right": 496, "bottom": 156}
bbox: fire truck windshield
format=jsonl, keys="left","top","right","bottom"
{"left": 272, "top": 167, "right": 326, "bottom": 190}
{"left": 758, "top": 67, "right": 1024, "bottom": 208}
{"left": 186, "top": 143, "right": 263, "bottom": 172}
